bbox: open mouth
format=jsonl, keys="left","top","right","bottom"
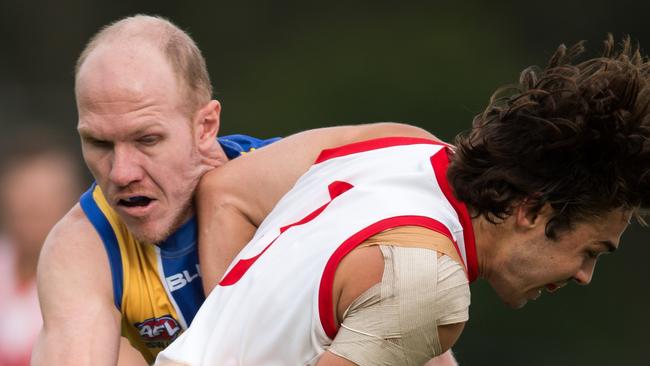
{"left": 545, "top": 283, "right": 566, "bottom": 293}
{"left": 118, "top": 196, "right": 154, "bottom": 208}
{"left": 545, "top": 284, "right": 558, "bottom": 292}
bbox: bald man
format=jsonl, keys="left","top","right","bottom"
{"left": 32, "top": 15, "right": 443, "bottom": 366}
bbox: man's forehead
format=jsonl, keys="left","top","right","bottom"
{"left": 591, "top": 208, "right": 632, "bottom": 242}
{"left": 75, "top": 43, "right": 188, "bottom": 134}
{"left": 76, "top": 42, "right": 179, "bottom": 103}
{"left": 612, "top": 209, "right": 634, "bottom": 228}
{"left": 77, "top": 115, "right": 168, "bottom": 138}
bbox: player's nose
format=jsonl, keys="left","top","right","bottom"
{"left": 109, "top": 146, "right": 144, "bottom": 187}
{"left": 573, "top": 262, "right": 595, "bottom": 286}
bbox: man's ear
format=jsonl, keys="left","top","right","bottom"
{"left": 514, "top": 201, "right": 553, "bottom": 230}
{"left": 195, "top": 100, "right": 221, "bottom": 154}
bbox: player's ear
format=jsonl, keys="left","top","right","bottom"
{"left": 195, "top": 100, "right": 221, "bottom": 154}
{"left": 514, "top": 200, "right": 552, "bottom": 230}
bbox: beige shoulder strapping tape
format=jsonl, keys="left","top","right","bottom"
{"left": 358, "top": 225, "right": 464, "bottom": 270}
{"left": 328, "top": 245, "right": 470, "bottom": 365}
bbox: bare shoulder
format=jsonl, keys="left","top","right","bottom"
{"left": 38, "top": 203, "right": 113, "bottom": 312}
{"left": 39, "top": 204, "right": 105, "bottom": 271}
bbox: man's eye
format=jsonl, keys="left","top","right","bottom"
{"left": 586, "top": 250, "right": 599, "bottom": 259}
{"left": 87, "top": 138, "right": 111, "bottom": 148}
{"left": 138, "top": 135, "right": 160, "bottom": 146}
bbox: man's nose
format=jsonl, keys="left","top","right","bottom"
{"left": 109, "top": 146, "right": 143, "bottom": 187}
{"left": 573, "top": 261, "right": 596, "bottom": 286}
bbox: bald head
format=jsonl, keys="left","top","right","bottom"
{"left": 75, "top": 15, "right": 212, "bottom": 115}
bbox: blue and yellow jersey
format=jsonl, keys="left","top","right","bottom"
{"left": 79, "top": 134, "right": 279, "bottom": 364}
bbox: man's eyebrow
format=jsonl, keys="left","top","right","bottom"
{"left": 77, "top": 128, "right": 97, "bottom": 139}
{"left": 601, "top": 240, "right": 618, "bottom": 253}
{"left": 129, "top": 122, "right": 164, "bottom": 137}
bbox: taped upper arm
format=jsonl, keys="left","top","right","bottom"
{"left": 329, "top": 246, "right": 469, "bottom": 365}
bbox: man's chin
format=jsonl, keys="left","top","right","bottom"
{"left": 126, "top": 221, "right": 171, "bottom": 244}
{"left": 116, "top": 201, "right": 192, "bottom": 244}
{"left": 506, "top": 298, "right": 528, "bottom": 309}
{"left": 501, "top": 289, "right": 545, "bottom": 309}
{"left": 495, "top": 289, "right": 528, "bottom": 309}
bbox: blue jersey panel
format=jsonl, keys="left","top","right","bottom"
{"left": 157, "top": 217, "right": 204, "bottom": 326}
{"left": 218, "top": 134, "right": 281, "bottom": 160}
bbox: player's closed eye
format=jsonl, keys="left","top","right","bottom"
{"left": 138, "top": 135, "right": 161, "bottom": 146}
{"left": 87, "top": 137, "right": 112, "bottom": 148}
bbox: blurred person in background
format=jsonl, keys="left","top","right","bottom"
{"left": 0, "top": 135, "right": 82, "bottom": 366}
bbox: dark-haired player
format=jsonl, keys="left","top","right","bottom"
{"left": 157, "top": 37, "right": 650, "bottom": 365}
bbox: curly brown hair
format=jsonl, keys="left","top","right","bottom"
{"left": 447, "top": 35, "right": 650, "bottom": 238}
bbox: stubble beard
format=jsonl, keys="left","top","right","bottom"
{"left": 128, "top": 197, "right": 194, "bottom": 244}
{"left": 136, "top": 142, "right": 204, "bottom": 244}
{"left": 131, "top": 137, "right": 209, "bottom": 244}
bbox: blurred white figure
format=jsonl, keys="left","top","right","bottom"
{"left": 0, "top": 145, "right": 81, "bottom": 366}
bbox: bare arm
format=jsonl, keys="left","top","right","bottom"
{"left": 198, "top": 122, "right": 437, "bottom": 292}
{"left": 117, "top": 337, "right": 148, "bottom": 366}
{"left": 32, "top": 205, "right": 123, "bottom": 366}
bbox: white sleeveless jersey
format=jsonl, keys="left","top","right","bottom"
{"left": 156, "top": 137, "right": 478, "bottom": 366}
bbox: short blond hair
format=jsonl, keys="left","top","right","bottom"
{"left": 75, "top": 14, "right": 213, "bottom": 115}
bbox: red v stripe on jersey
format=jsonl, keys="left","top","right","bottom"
{"left": 279, "top": 181, "right": 353, "bottom": 233}
{"left": 219, "top": 181, "right": 354, "bottom": 286}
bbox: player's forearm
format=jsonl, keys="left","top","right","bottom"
{"left": 117, "top": 337, "right": 149, "bottom": 366}
{"left": 33, "top": 299, "right": 122, "bottom": 366}
{"left": 197, "top": 190, "right": 258, "bottom": 294}
{"left": 32, "top": 327, "right": 121, "bottom": 366}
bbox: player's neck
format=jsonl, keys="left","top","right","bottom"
{"left": 471, "top": 215, "right": 505, "bottom": 282}
{"left": 201, "top": 140, "right": 229, "bottom": 169}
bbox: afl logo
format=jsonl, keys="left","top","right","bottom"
{"left": 135, "top": 315, "right": 181, "bottom": 341}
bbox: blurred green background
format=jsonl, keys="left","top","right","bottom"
{"left": 0, "top": 1, "right": 648, "bottom": 365}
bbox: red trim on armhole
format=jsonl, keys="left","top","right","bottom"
{"left": 315, "top": 137, "right": 449, "bottom": 164}
{"left": 429, "top": 148, "right": 478, "bottom": 283}
{"left": 318, "top": 216, "right": 457, "bottom": 339}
